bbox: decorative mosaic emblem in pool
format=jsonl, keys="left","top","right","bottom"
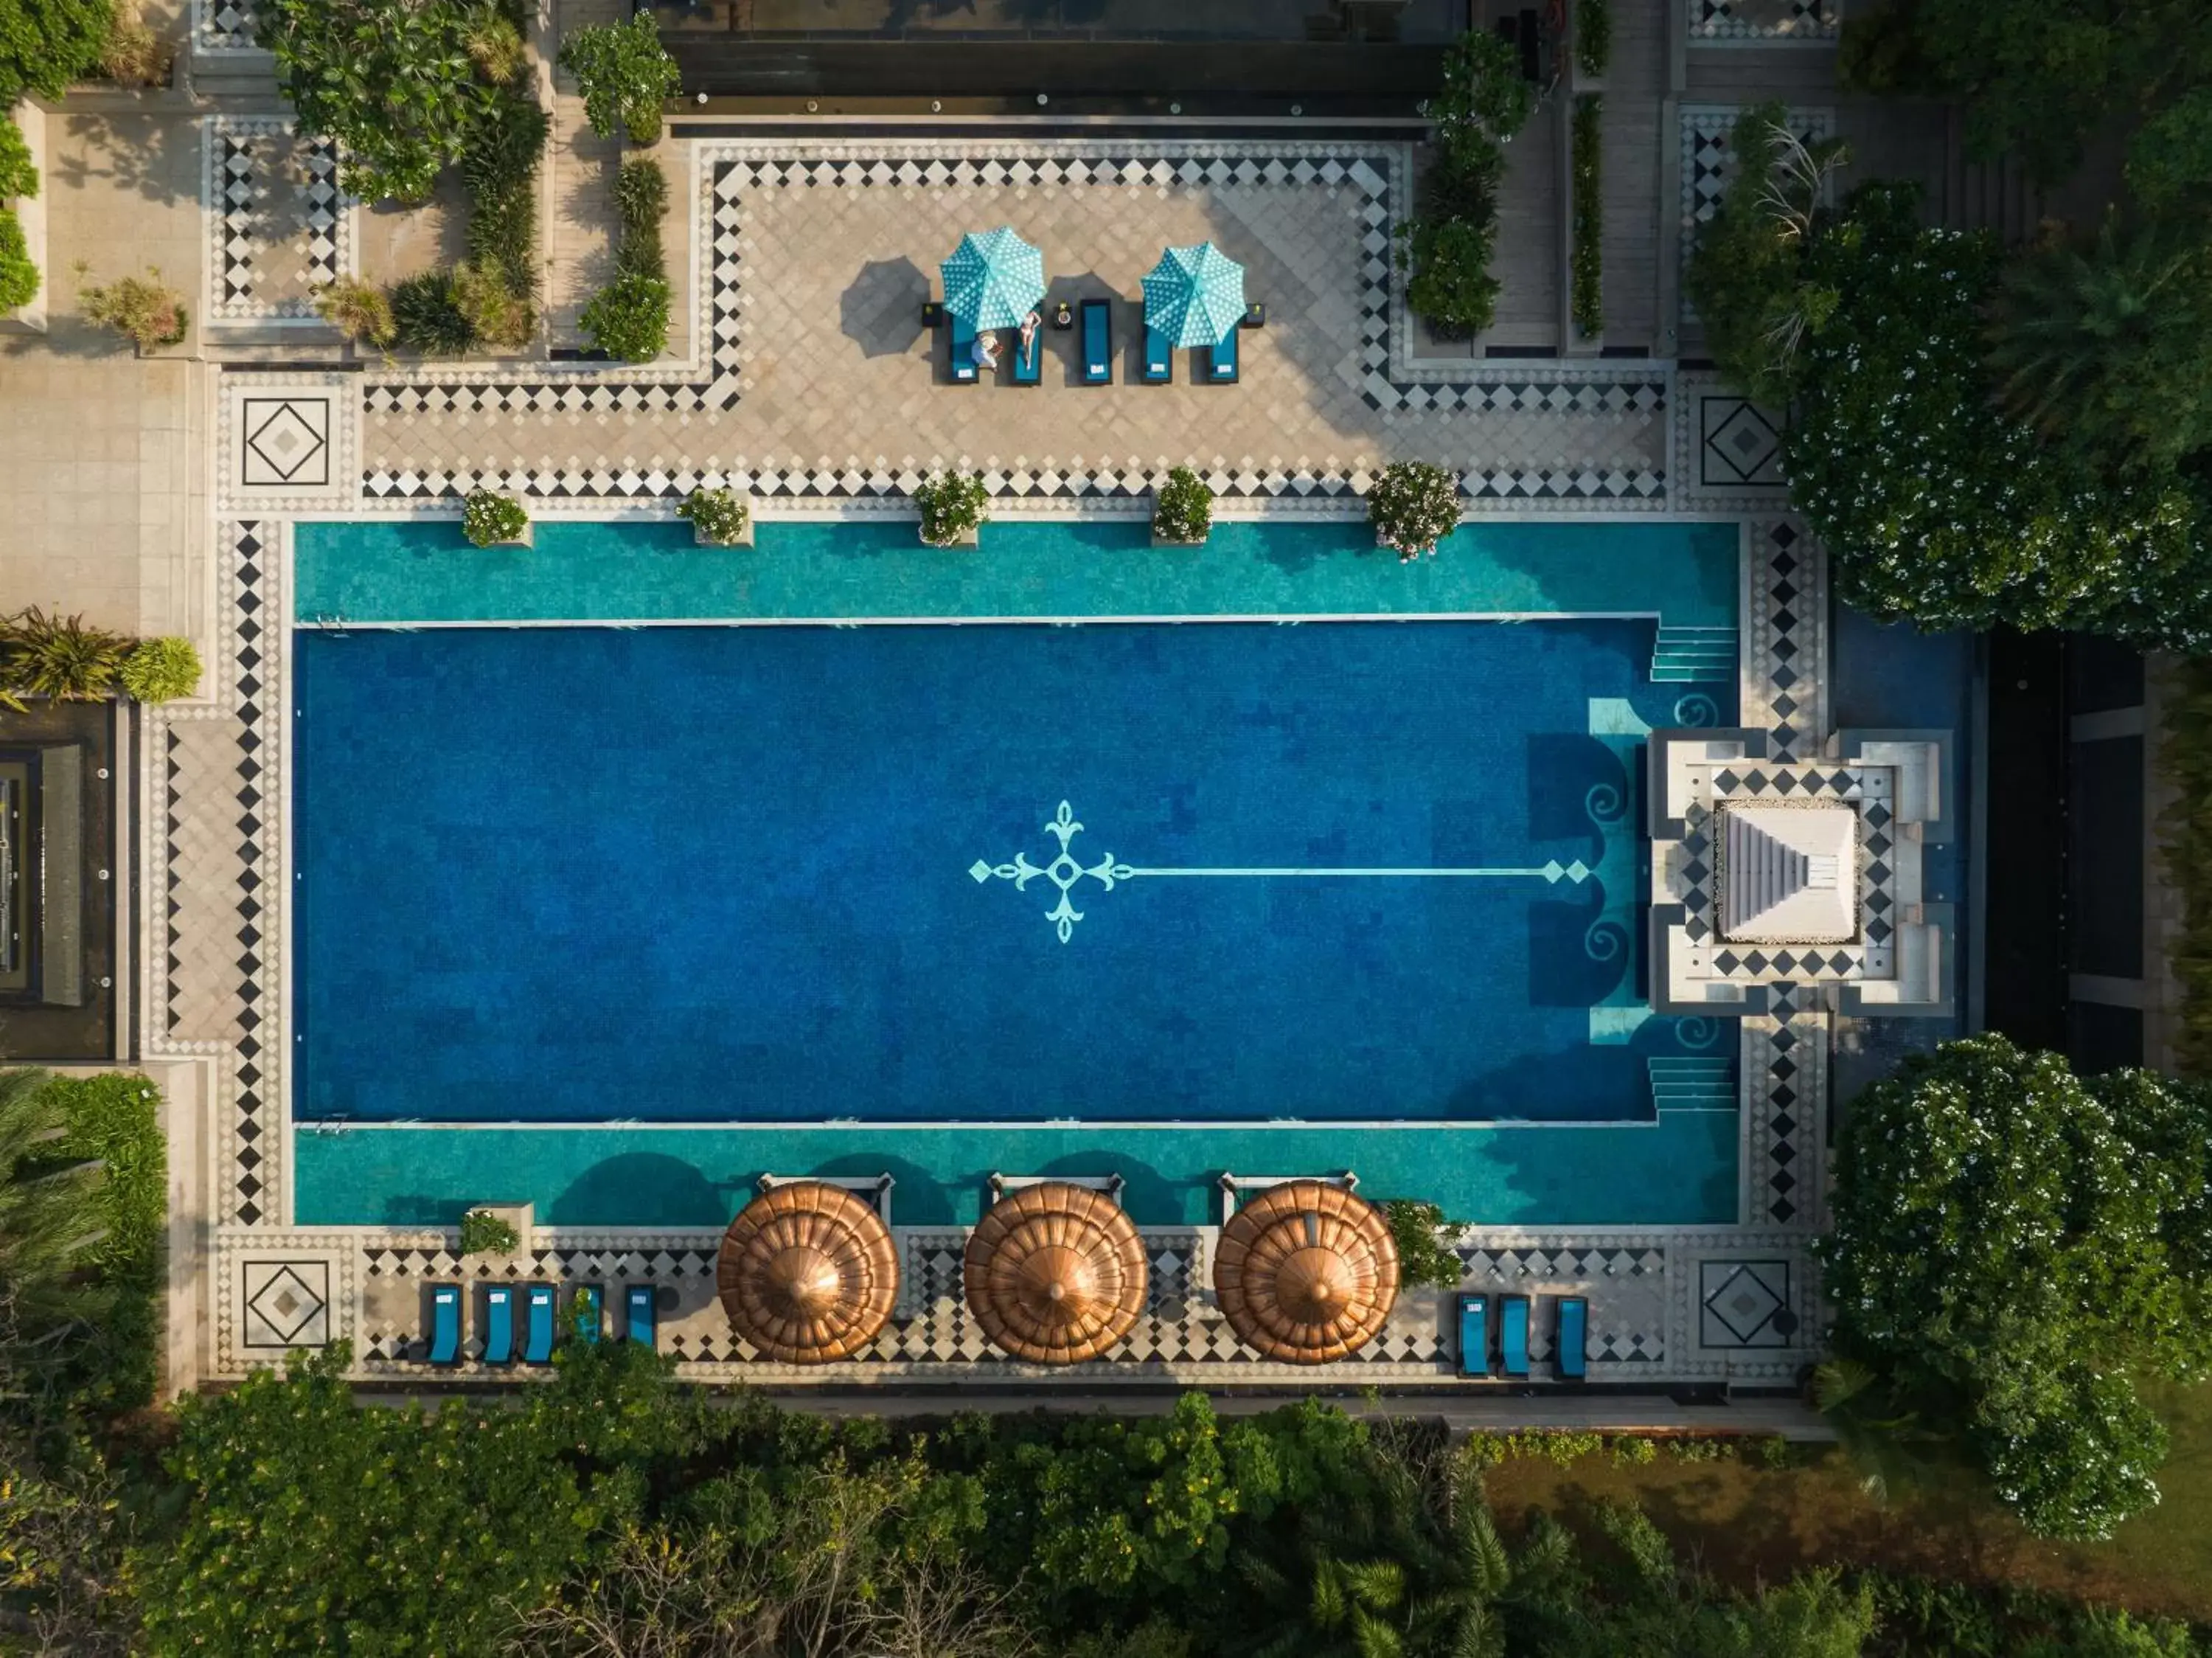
{"left": 970, "top": 800, "right": 1593, "bottom": 943}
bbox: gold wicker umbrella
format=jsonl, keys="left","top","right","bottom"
{"left": 1213, "top": 1181, "right": 1399, "bottom": 1363}
{"left": 963, "top": 1182, "right": 1149, "bottom": 1364}
{"left": 715, "top": 1182, "right": 899, "bottom": 1363}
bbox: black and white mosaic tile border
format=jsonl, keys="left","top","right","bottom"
{"left": 190, "top": 0, "right": 262, "bottom": 53}
{"left": 1743, "top": 988, "right": 1826, "bottom": 1230}
{"left": 1672, "top": 374, "right": 1790, "bottom": 510}
{"left": 1689, "top": 0, "right": 1840, "bottom": 43}
{"left": 1742, "top": 519, "right": 1826, "bottom": 761}
{"left": 218, "top": 379, "right": 361, "bottom": 513}
{"left": 204, "top": 118, "right": 350, "bottom": 323}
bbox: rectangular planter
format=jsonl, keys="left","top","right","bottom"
{"left": 0, "top": 100, "right": 48, "bottom": 336}
{"left": 694, "top": 517, "right": 755, "bottom": 547}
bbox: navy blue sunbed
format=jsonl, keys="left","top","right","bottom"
{"left": 626, "top": 1284, "right": 658, "bottom": 1349}
{"left": 1499, "top": 1294, "right": 1531, "bottom": 1379}
{"left": 1079, "top": 298, "right": 1113, "bottom": 384}
{"left": 481, "top": 1285, "right": 515, "bottom": 1366}
{"left": 1456, "top": 1292, "right": 1490, "bottom": 1378}
{"left": 950, "top": 313, "right": 978, "bottom": 384}
{"left": 1555, "top": 1295, "right": 1588, "bottom": 1381}
{"left": 427, "top": 1284, "right": 462, "bottom": 1366}
{"left": 1010, "top": 324, "right": 1042, "bottom": 386}
{"left": 1141, "top": 324, "right": 1172, "bottom": 384}
{"left": 523, "top": 1283, "right": 557, "bottom": 1364}
{"left": 1206, "top": 322, "right": 1239, "bottom": 384}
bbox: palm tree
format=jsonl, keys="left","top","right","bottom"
{"left": 0, "top": 1066, "right": 113, "bottom": 1398}
{"left": 1989, "top": 217, "right": 2212, "bottom": 474}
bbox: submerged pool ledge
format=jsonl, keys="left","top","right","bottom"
{"left": 291, "top": 1116, "right": 1739, "bottom": 1230}
{"left": 293, "top": 518, "right": 1740, "bottom": 628}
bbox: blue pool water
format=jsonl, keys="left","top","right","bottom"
{"left": 293, "top": 618, "right": 1731, "bottom": 1127}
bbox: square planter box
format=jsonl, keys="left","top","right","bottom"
{"left": 920, "top": 523, "right": 981, "bottom": 547}
{"left": 694, "top": 517, "right": 754, "bottom": 547}
{"left": 1151, "top": 529, "right": 1208, "bottom": 549}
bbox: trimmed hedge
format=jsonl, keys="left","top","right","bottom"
{"left": 1572, "top": 94, "right": 1604, "bottom": 337}
{"left": 580, "top": 157, "right": 669, "bottom": 362}
{"left": 1399, "top": 30, "right": 1531, "bottom": 338}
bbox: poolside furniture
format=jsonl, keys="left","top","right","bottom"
{"left": 1499, "top": 1294, "right": 1531, "bottom": 1379}
{"left": 523, "top": 1283, "right": 557, "bottom": 1364}
{"left": 481, "top": 1285, "right": 516, "bottom": 1366}
{"left": 1010, "top": 322, "right": 1043, "bottom": 386}
{"left": 949, "top": 312, "right": 978, "bottom": 385}
{"left": 572, "top": 1283, "right": 604, "bottom": 1345}
{"left": 1206, "top": 323, "right": 1240, "bottom": 384}
{"left": 964, "top": 1182, "right": 1147, "bottom": 1363}
{"left": 717, "top": 1180, "right": 900, "bottom": 1363}
{"left": 426, "top": 1284, "right": 462, "bottom": 1366}
{"left": 1554, "top": 1295, "right": 1588, "bottom": 1381}
{"left": 625, "top": 1284, "right": 658, "bottom": 1349}
{"left": 1141, "top": 240, "right": 1248, "bottom": 349}
{"left": 1456, "top": 1292, "right": 1491, "bottom": 1378}
{"left": 1141, "top": 324, "right": 1173, "bottom": 384}
{"left": 1213, "top": 1180, "right": 1399, "bottom": 1364}
{"left": 1079, "top": 298, "right": 1113, "bottom": 384}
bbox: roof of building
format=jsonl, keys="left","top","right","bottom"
{"left": 1721, "top": 803, "right": 1857, "bottom": 944}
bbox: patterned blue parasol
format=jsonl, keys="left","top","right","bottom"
{"left": 1141, "top": 241, "right": 1248, "bottom": 348}
{"left": 939, "top": 226, "right": 1047, "bottom": 331}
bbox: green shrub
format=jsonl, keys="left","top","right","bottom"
{"left": 464, "top": 8, "right": 524, "bottom": 84}
{"left": 1367, "top": 461, "right": 1462, "bottom": 561}
{"left": 391, "top": 270, "right": 476, "bottom": 355}
{"left": 119, "top": 637, "right": 202, "bottom": 704}
{"left": 612, "top": 157, "right": 667, "bottom": 282}
{"left": 451, "top": 260, "right": 532, "bottom": 350}
{"left": 0, "top": 114, "right": 37, "bottom": 200}
{"left": 313, "top": 276, "right": 394, "bottom": 347}
{"left": 36, "top": 1072, "right": 164, "bottom": 1294}
{"left": 1571, "top": 95, "right": 1603, "bottom": 336}
{"left": 1151, "top": 466, "right": 1211, "bottom": 544}
{"left": 458, "top": 1208, "right": 519, "bottom": 1255}
{"left": 0, "top": 0, "right": 114, "bottom": 105}
{"left": 2164, "top": 658, "right": 2212, "bottom": 1075}
{"left": 461, "top": 487, "right": 529, "bottom": 547}
{"left": 462, "top": 91, "right": 546, "bottom": 298}
{"left": 0, "top": 205, "right": 36, "bottom": 313}
{"left": 577, "top": 271, "right": 668, "bottom": 362}
{"left": 77, "top": 264, "right": 187, "bottom": 353}
{"left": 1377, "top": 1198, "right": 1464, "bottom": 1289}
{"left": 1576, "top": 0, "right": 1610, "bottom": 77}
{"left": 676, "top": 485, "right": 749, "bottom": 545}
{"left": 558, "top": 14, "right": 681, "bottom": 145}
{"left": 0, "top": 607, "right": 128, "bottom": 703}
{"left": 914, "top": 471, "right": 990, "bottom": 546}
{"left": 1610, "top": 1435, "right": 1658, "bottom": 1466}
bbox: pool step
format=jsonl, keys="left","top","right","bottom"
{"left": 1652, "top": 625, "right": 1739, "bottom": 684}
{"left": 1647, "top": 1055, "right": 1736, "bottom": 1111}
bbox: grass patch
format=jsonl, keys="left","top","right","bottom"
{"left": 1481, "top": 1389, "right": 2212, "bottom": 1623}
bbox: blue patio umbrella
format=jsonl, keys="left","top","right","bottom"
{"left": 939, "top": 227, "right": 1047, "bottom": 331}
{"left": 1141, "top": 241, "right": 1247, "bottom": 348}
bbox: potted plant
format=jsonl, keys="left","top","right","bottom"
{"left": 1367, "top": 460, "right": 1462, "bottom": 561}
{"left": 1150, "top": 466, "right": 1212, "bottom": 547}
{"left": 557, "top": 14, "right": 682, "bottom": 145}
{"left": 462, "top": 486, "right": 532, "bottom": 547}
{"left": 914, "top": 471, "right": 990, "bottom": 548}
{"left": 119, "top": 636, "right": 204, "bottom": 704}
{"left": 458, "top": 1207, "right": 521, "bottom": 1257}
{"left": 76, "top": 263, "right": 187, "bottom": 355}
{"left": 677, "top": 485, "right": 753, "bottom": 547}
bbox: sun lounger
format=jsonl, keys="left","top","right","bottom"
{"left": 1500, "top": 1294, "right": 1531, "bottom": 1379}
{"left": 950, "top": 313, "right": 978, "bottom": 384}
{"left": 481, "top": 1285, "right": 515, "bottom": 1366}
{"left": 626, "top": 1284, "right": 658, "bottom": 1348}
{"left": 572, "top": 1283, "right": 603, "bottom": 1345}
{"left": 1456, "top": 1292, "right": 1490, "bottom": 1378}
{"left": 523, "top": 1283, "right": 556, "bottom": 1364}
{"left": 1079, "top": 298, "right": 1112, "bottom": 385}
{"left": 1206, "top": 322, "right": 1239, "bottom": 384}
{"left": 1011, "top": 325, "right": 1042, "bottom": 386}
{"left": 1555, "top": 1295, "right": 1587, "bottom": 1381}
{"left": 1141, "top": 324, "right": 1172, "bottom": 384}
{"left": 427, "top": 1284, "right": 462, "bottom": 1366}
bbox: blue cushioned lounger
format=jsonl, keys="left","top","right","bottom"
{"left": 1206, "top": 322, "right": 1239, "bottom": 384}
{"left": 1141, "top": 324, "right": 1172, "bottom": 384}
{"left": 1500, "top": 1294, "right": 1531, "bottom": 1378}
{"left": 1456, "top": 1292, "right": 1490, "bottom": 1377}
{"left": 481, "top": 1285, "right": 515, "bottom": 1366}
{"left": 950, "top": 313, "right": 978, "bottom": 384}
{"left": 626, "top": 1284, "right": 657, "bottom": 1349}
{"left": 1556, "top": 1295, "right": 1588, "bottom": 1381}
{"left": 427, "top": 1283, "right": 462, "bottom": 1366}
{"left": 1079, "top": 298, "right": 1112, "bottom": 384}
{"left": 572, "top": 1283, "right": 604, "bottom": 1345}
{"left": 523, "top": 1283, "right": 556, "bottom": 1364}
{"left": 1011, "top": 324, "right": 1042, "bottom": 386}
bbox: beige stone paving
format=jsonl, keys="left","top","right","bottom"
{"left": 547, "top": 0, "right": 623, "bottom": 346}
{"left": 160, "top": 717, "right": 248, "bottom": 1044}
{"left": 365, "top": 153, "right": 1664, "bottom": 482}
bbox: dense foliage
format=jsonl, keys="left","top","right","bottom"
{"left": 916, "top": 471, "right": 990, "bottom": 546}
{"left": 313, "top": 276, "right": 395, "bottom": 347}
{"left": 1368, "top": 460, "right": 1463, "bottom": 560}
{"left": 0, "top": 204, "right": 34, "bottom": 313}
{"left": 0, "top": 606, "right": 128, "bottom": 704}
{"left": 391, "top": 269, "right": 475, "bottom": 356}
{"left": 1576, "top": 0, "right": 1610, "bottom": 77}
{"left": 1571, "top": 96, "right": 1602, "bottom": 337}
{"left": 457, "top": 1207, "right": 519, "bottom": 1255}
{"left": 1819, "top": 1036, "right": 2212, "bottom": 1540}
{"left": 462, "top": 487, "right": 529, "bottom": 546}
{"left": 460, "top": 89, "right": 548, "bottom": 311}
{"left": 1399, "top": 30, "right": 1531, "bottom": 337}
{"left": 0, "top": 114, "right": 34, "bottom": 201}
{"left": 119, "top": 636, "right": 202, "bottom": 704}
{"left": 557, "top": 13, "right": 681, "bottom": 145}
{"left": 2163, "top": 659, "right": 2212, "bottom": 1076}
{"left": 1381, "top": 1198, "right": 1468, "bottom": 1291}
{"left": 0, "top": 0, "right": 112, "bottom": 105}
{"left": 1152, "top": 465, "right": 1211, "bottom": 543}
{"left": 579, "top": 158, "right": 670, "bottom": 362}
{"left": 677, "top": 484, "right": 750, "bottom": 544}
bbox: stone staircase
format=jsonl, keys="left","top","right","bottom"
{"left": 1646, "top": 1055, "right": 1736, "bottom": 1113}
{"left": 1651, "top": 624, "right": 1737, "bottom": 684}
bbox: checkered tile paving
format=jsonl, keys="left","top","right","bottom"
{"left": 206, "top": 119, "right": 349, "bottom": 323}
{"left": 1690, "top": 0, "right": 1839, "bottom": 42}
